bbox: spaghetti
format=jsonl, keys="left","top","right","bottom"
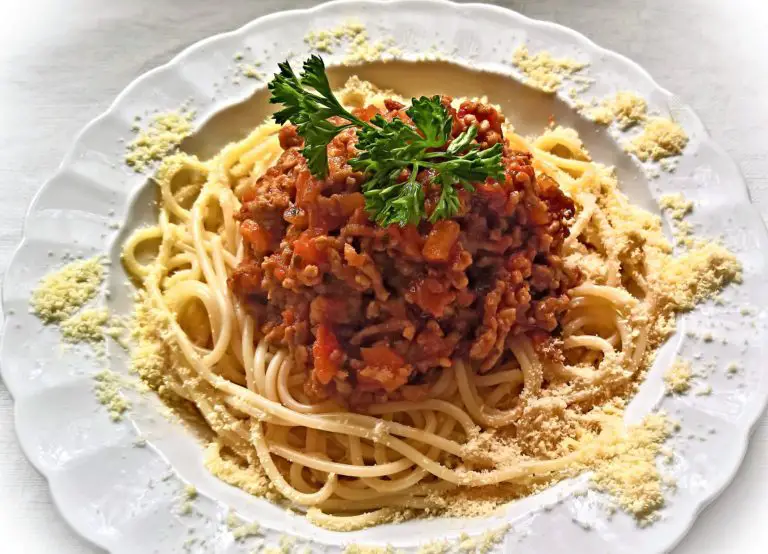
{"left": 124, "top": 79, "right": 738, "bottom": 530}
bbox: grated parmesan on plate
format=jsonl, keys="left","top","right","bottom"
{"left": 587, "top": 91, "right": 648, "bottom": 129}
{"left": 587, "top": 412, "right": 675, "bottom": 525}
{"left": 659, "top": 193, "right": 694, "bottom": 221}
{"left": 30, "top": 257, "right": 104, "bottom": 323}
{"left": 60, "top": 308, "right": 109, "bottom": 343}
{"left": 93, "top": 369, "right": 130, "bottom": 421}
{"left": 664, "top": 358, "right": 693, "bottom": 394}
{"left": 125, "top": 110, "right": 195, "bottom": 172}
{"left": 304, "top": 19, "right": 401, "bottom": 64}
{"left": 624, "top": 116, "right": 689, "bottom": 161}
{"left": 511, "top": 45, "right": 588, "bottom": 94}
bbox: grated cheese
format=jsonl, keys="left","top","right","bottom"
{"left": 659, "top": 193, "right": 693, "bottom": 221}
{"left": 240, "top": 64, "right": 264, "bottom": 80}
{"left": 457, "top": 525, "right": 510, "bottom": 553}
{"left": 511, "top": 45, "right": 588, "bottom": 94}
{"left": 304, "top": 19, "right": 401, "bottom": 64}
{"left": 663, "top": 358, "right": 693, "bottom": 394}
{"left": 624, "top": 117, "right": 688, "bottom": 161}
{"left": 60, "top": 308, "right": 109, "bottom": 343}
{"left": 204, "top": 441, "right": 271, "bottom": 498}
{"left": 416, "top": 539, "right": 450, "bottom": 554}
{"left": 93, "top": 369, "right": 130, "bottom": 421}
{"left": 30, "top": 257, "right": 104, "bottom": 323}
{"left": 125, "top": 111, "right": 195, "bottom": 172}
{"left": 652, "top": 242, "right": 742, "bottom": 312}
{"left": 232, "top": 521, "right": 262, "bottom": 541}
{"left": 588, "top": 412, "right": 674, "bottom": 524}
{"left": 587, "top": 91, "right": 647, "bottom": 129}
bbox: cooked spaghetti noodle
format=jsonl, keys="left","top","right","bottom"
{"left": 124, "top": 79, "right": 738, "bottom": 530}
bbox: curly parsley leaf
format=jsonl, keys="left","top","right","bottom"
{"left": 267, "top": 57, "right": 506, "bottom": 226}
{"left": 364, "top": 166, "right": 425, "bottom": 227}
{"left": 352, "top": 116, "right": 423, "bottom": 176}
{"left": 268, "top": 55, "right": 365, "bottom": 177}
{"left": 406, "top": 96, "right": 453, "bottom": 147}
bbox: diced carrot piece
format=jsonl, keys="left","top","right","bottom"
{"left": 312, "top": 325, "right": 341, "bottom": 385}
{"left": 422, "top": 220, "right": 460, "bottom": 262}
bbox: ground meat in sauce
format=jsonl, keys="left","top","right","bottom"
{"left": 230, "top": 97, "right": 581, "bottom": 408}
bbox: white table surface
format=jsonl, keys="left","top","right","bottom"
{"left": 1, "top": 1, "right": 766, "bottom": 552}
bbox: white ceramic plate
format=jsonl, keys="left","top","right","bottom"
{"left": 3, "top": 1, "right": 768, "bottom": 552}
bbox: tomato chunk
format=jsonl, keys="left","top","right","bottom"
{"left": 353, "top": 105, "right": 381, "bottom": 122}
{"left": 359, "top": 345, "right": 409, "bottom": 393}
{"left": 361, "top": 345, "right": 405, "bottom": 369}
{"left": 386, "top": 224, "right": 423, "bottom": 258}
{"left": 357, "top": 365, "right": 411, "bottom": 393}
{"left": 295, "top": 170, "right": 319, "bottom": 207}
{"left": 410, "top": 277, "right": 454, "bottom": 318}
{"left": 240, "top": 219, "right": 271, "bottom": 254}
{"left": 293, "top": 230, "right": 325, "bottom": 265}
{"left": 312, "top": 325, "right": 341, "bottom": 385}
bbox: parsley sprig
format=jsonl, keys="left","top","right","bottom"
{"left": 268, "top": 55, "right": 505, "bottom": 226}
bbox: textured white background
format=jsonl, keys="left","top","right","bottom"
{"left": 1, "top": 1, "right": 766, "bottom": 552}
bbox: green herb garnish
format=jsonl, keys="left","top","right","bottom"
{"left": 268, "top": 55, "right": 505, "bottom": 226}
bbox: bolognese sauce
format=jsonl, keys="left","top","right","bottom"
{"left": 230, "top": 97, "right": 580, "bottom": 407}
